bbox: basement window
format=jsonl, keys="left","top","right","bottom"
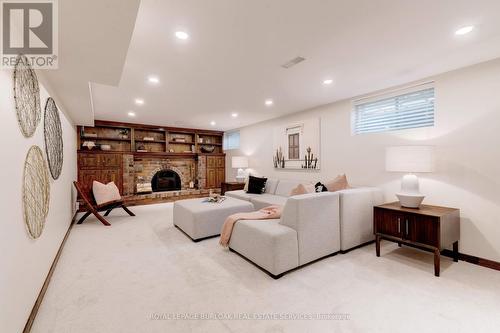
{"left": 223, "top": 131, "right": 240, "bottom": 150}
{"left": 352, "top": 83, "right": 435, "bottom": 135}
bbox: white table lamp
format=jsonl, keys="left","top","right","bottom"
{"left": 232, "top": 156, "right": 248, "bottom": 183}
{"left": 386, "top": 146, "right": 435, "bottom": 208}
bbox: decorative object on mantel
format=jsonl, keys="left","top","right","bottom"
{"left": 119, "top": 128, "right": 129, "bottom": 139}
{"left": 273, "top": 147, "right": 285, "bottom": 168}
{"left": 43, "top": 97, "right": 64, "bottom": 180}
{"left": 23, "top": 145, "right": 50, "bottom": 239}
{"left": 272, "top": 117, "right": 321, "bottom": 170}
{"left": 302, "top": 147, "right": 318, "bottom": 169}
{"left": 386, "top": 146, "right": 435, "bottom": 208}
{"left": 232, "top": 156, "right": 248, "bottom": 182}
{"left": 200, "top": 145, "right": 216, "bottom": 153}
{"left": 13, "top": 54, "right": 41, "bottom": 138}
{"left": 136, "top": 144, "right": 147, "bottom": 153}
{"left": 82, "top": 141, "right": 96, "bottom": 150}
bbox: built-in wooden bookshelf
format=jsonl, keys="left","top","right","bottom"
{"left": 77, "top": 120, "right": 224, "bottom": 156}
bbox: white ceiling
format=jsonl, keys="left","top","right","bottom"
{"left": 90, "top": 0, "right": 500, "bottom": 130}
{"left": 38, "top": 0, "right": 140, "bottom": 125}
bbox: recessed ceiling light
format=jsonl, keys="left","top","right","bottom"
{"left": 148, "top": 76, "right": 160, "bottom": 84}
{"left": 231, "top": 113, "right": 238, "bottom": 118}
{"left": 175, "top": 31, "right": 189, "bottom": 40}
{"left": 455, "top": 25, "right": 474, "bottom": 36}
{"left": 323, "top": 79, "right": 333, "bottom": 85}
{"left": 210, "top": 121, "right": 216, "bottom": 126}
{"left": 135, "top": 98, "right": 144, "bottom": 105}
{"left": 265, "top": 99, "right": 274, "bottom": 106}
{"left": 128, "top": 111, "right": 136, "bottom": 117}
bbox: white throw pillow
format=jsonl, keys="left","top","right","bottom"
{"left": 92, "top": 181, "right": 121, "bottom": 205}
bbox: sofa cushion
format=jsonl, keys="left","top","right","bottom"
{"left": 290, "top": 183, "right": 315, "bottom": 196}
{"left": 336, "top": 187, "right": 384, "bottom": 251}
{"left": 229, "top": 219, "right": 299, "bottom": 276}
{"left": 225, "top": 190, "right": 261, "bottom": 202}
{"left": 326, "top": 174, "right": 350, "bottom": 192}
{"left": 264, "top": 178, "right": 279, "bottom": 194}
{"left": 279, "top": 192, "right": 340, "bottom": 265}
{"left": 275, "top": 179, "right": 308, "bottom": 197}
{"left": 247, "top": 175, "right": 267, "bottom": 194}
{"left": 250, "top": 194, "right": 288, "bottom": 210}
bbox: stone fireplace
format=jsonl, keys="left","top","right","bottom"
{"left": 122, "top": 155, "right": 199, "bottom": 195}
{"left": 151, "top": 169, "right": 181, "bottom": 192}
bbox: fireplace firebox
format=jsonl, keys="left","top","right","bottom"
{"left": 151, "top": 170, "right": 181, "bottom": 192}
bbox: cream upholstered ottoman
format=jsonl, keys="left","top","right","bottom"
{"left": 173, "top": 197, "right": 254, "bottom": 241}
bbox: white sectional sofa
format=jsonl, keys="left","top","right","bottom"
{"left": 229, "top": 192, "right": 340, "bottom": 278}
{"left": 225, "top": 178, "right": 384, "bottom": 277}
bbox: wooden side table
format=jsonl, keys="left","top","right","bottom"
{"left": 221, "top": 182, "right": 245, "bottom": 195}
{"left": 374, "top": 202, "right": 460, "bottom": 276}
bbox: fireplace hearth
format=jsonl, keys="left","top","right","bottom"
{"left": 151, "top": 170, "right": 181, "bottom": 192}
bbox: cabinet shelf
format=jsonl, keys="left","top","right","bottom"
{"left": 81, "top": 136, "right": 131, "bottom": 142}
{"left": 136, "top": 139, "right": 166, "bottom": 143}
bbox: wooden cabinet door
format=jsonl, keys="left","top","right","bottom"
{"left": 405, "top": 215, "right": 439, "bottom": 247}
{"left": 79, "top": 154, "right": 100, "bottom": 168}
{"left": 207, "top": 156, "right": 216, "bottom": 168}
{"left": 78, "top": 169, "right": 101, "bottom": 199}
{"left": 207, "top": 168, "right": 217, "bottom": 188}
{"left": 216, "top": 157, "right": 225, "bottom": 168}
{"left": 216, "top": 168, "right": 225, "bottom": 188}
{"left": 101, "top": 169, "right": 123, "bottom": 193}
{"left": 374, "top": 209, "right": 403, "bottom": 239}
{"left": 100, "top": 154, "right": 121, "bottom": 168}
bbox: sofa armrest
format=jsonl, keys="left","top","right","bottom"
{"left": 280, "top": 192, "right": 340, "bottom": 265}
{"left": 337, "top": 187, "right": 384, "bottom": 251}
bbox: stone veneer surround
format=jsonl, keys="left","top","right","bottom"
{"left": 122, "top": 155, "right": 199, "bottom": 195}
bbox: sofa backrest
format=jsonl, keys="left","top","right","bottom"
{"left": 264, "top": 178, "right": 279, "bottom": 194}
{"left": 275, "top": 179, "right": 308, "bottom": 197}
{"left": 279, "top": 192, "right": 340, "bottom": 265}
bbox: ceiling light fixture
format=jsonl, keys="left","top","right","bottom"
{"left": 128, "top": 111, "right": 136, "bottom": 117}
{"left": 148, "top": 76, "right": 160, "bottom": 84}
{"left": 323, "top": 79, "right": 333, "bottom": 85}
{"left": 231, "top": 113, "right": 238, "bottom": 118}
{"left": 210, "top": 121, "right": 216, "bottom": 126}
{"left": 175, "top": 31, "right": 189, "bottom": 40}
{"left": 135, "top": 98, "right": 144, "bottom": 105}
{"left": 455, "top": 25, "right": 474, "bottom": 36}
{"left": 265, "top": 99, "right": 274, "bottom": 106}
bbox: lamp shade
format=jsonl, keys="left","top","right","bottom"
{"left": 231, "top": 156, "right": 248, "bottom": 169}
{"left": 385, "top": 146, "right": 435, "bottom": 173}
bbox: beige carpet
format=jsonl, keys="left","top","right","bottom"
{"left": 32, "top": 203, "right": 500, "bottom": 333}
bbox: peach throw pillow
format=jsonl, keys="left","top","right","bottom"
{"left": 325, "top": 174, "right": 350, "bottom": 192}
{"left": 92, "top": 181, "right": 121, "bottom": 205}
{"left": 290, "top": 183, "right": 315, "bottom": 196}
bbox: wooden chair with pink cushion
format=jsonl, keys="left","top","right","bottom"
{"left": 73, "top": 181, "right": 135, "bottom": 226}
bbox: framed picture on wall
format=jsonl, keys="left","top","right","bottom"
{"left": 272, "top": 117, "right": 321, "bottom": 170}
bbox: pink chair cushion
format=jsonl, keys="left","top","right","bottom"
{"left": 92, "top": 181, "right": 122, "bottom": 205}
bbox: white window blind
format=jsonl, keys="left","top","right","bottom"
{"left": 353, "top": 85, "right": 435, "bottom": 135}
{"left": 223, "top": 131, "right": 240, "bottom": 150}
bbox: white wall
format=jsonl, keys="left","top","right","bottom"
{"left": 226, "top": 58, "right": 500, "bottom": 263}
{"left": 0, "top": 70, "right": 77, "bottom": 332}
